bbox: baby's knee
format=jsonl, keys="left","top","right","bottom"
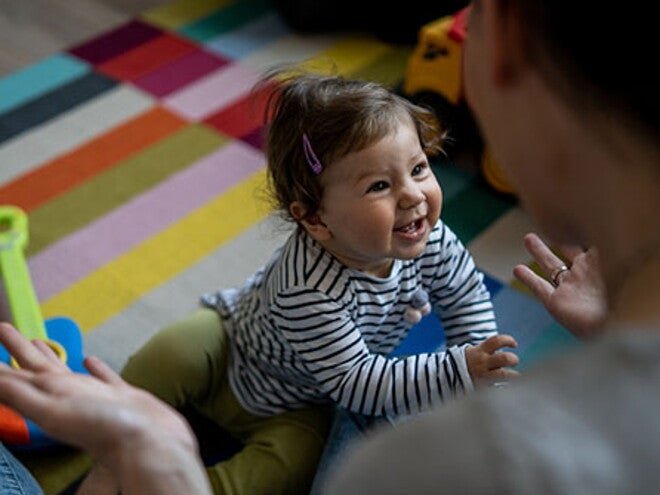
{"left": 122, "top": 310, "right": 223, "bottom": 381}
{"left": 207, "top": 427, "right": 326, "bottom": 495}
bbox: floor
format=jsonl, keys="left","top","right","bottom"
{"left": 0, "top": 0, "right": 166, "bottom": 77}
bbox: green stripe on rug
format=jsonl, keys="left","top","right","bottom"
{"left": 179, "top": 0, "right": 271, "bottom": 42}
{"left": 142, "top": 0, "right": 234, "bottom": 30}
{"left": 441, "top": 180, "right": 515, "bottom": 244}
{"left": 518, "top": 320, "right": 580, "bottom": 371}
{"left": 26, "top": 125, "right": 227, "bottom": 256}
{"left": 431, "top": 157, "right": 476, "bottom": 203}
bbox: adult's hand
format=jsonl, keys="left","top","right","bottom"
{"left": 513, "top": 233, "right": 608, "bottom": 339}
{"left": 0, "top": 322, "right": 212, "bottom": 495}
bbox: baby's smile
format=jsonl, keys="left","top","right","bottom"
{"left": 393, "top": 218, "right": 427, "bottom": 240}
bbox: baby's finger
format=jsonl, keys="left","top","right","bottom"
{"left": 488, "top": 351, "right": 520, "bottom": 370}
{"left": 486, "top": 368, "right": 521, "bottom": 382}
{"left": 480, "top": 334, "right": 518, "bottom": 354}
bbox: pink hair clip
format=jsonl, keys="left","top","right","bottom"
{"left": 302, "top": 133, "right": 323, "bottom": 175}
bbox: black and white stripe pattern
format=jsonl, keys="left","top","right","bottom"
{"left": 202, "top": 220, "right": 497, "bottom": 417}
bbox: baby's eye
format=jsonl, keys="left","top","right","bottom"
{"left": 367, "top": 181, "right": 389, "bottom": 193}
{"left": 411, "top": 162, "right": 428, "bottom": 176}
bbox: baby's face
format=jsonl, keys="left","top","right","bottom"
{"left": 313, "top": 119, "right": 443, "bottom": 278}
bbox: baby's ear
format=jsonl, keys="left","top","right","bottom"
{"left": 290, "top": 201, "right": 331, "bottom": 241}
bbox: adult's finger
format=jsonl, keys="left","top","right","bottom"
{"left": 83, "top": 356, "right": 125, "bottom": 385}
{"left": 522, "top": 233, "right": 568, "bottom": 277}
{"left": 0, "top": 323, "right": 54, "bottom": 372}
{"left": 0, "top": 370, "right": 53, "bottom": 418}
{"left": 556, "top": 243, "right": 585, "bottom": 263}
{"left": 513, "top": 264, "right": 553, "bottom": 304}
{"left": 32, "top": 339, "right": 67, "bottom": 365}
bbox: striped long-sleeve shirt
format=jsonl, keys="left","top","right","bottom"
{"left": 201, "top": 219, "right": 497, "bottom": 417}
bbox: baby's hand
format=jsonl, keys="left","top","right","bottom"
{"left": 465, "top": 334, "right": 520, "bottom": 387}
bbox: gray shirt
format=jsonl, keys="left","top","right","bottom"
{"left": 323, "top": 328, "right": 660, "bottom": 494}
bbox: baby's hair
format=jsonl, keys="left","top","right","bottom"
{"left": 254, "top": 65, "right": 444, "bottom": 224}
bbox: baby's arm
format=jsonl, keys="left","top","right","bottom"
{"left": 277, "top": 294, "right": 480, "bottom": 416}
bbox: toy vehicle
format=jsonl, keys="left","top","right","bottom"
{"left": 401, "top": 6, "right": 515, "bottom": 195}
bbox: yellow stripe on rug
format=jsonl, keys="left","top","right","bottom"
{"left": 41, "top": 169, "right": 268, "bottom": 331}
{"left": 305, "top": 36, "right": 394, "bottom": 76}
{"left": 141, "top": 0, "right": 235, "bottom": 30}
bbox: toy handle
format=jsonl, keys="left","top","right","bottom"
{"left": 0, "top": 206, "right": 48, "bottom": 341}
{"left": 0, "top": 206, "right": 80, "bottom": 449}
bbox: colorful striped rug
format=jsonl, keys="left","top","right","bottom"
{"left": 0, "top": 0, "right": 577, "bottom": 492}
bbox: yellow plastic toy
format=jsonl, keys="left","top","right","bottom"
{"left": 402, "top": 6, "right": 515, "bottom": 195}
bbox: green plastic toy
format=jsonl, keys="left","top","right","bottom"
{"left": 0, "top": 205, "right": 86, "bottom": 449}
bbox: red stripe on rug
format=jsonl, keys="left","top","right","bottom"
{"left": 0, "top": 107, "right": 186, "bottom": 211}
{"left": 96, "top": 32, "right": 198, "bottom": 81}
{"left": 68, "top": 20, "right": 163, "bottom": 66}
{"left": 204, "top": 80, "right": 274, "bottom": 138}
{"left": 133, "top": 49, "right": 229, "bottom": 98}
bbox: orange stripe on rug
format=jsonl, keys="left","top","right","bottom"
{"left": 0, "top": 107, "right": 187, "bottom": 212}
{"left": 25, "top": 124, "right": 226, "bottom": 256}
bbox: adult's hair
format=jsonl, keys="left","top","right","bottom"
{"left": 489, "top": 0, "right": 658, "bottom": 138}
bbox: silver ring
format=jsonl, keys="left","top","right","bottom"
{"left": 550, "top": 264, "right": 569, "bottom": 287}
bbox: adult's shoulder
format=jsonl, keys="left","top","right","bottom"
{"left": 324, "top": 329, "right": 660, "bottom": 494}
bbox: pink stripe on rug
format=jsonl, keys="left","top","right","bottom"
{"left": 133, "top": 49, "right": 229, "bottom": 98}
{"left": 162, "top": 62, "right": 261, "bottom": 121}
{"left": 29, "top": 140, "right": 265, "bottom": 300}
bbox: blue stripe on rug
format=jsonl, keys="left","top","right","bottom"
{"left": 491, "top": 284, "right": 555, "bottom": 356}
{"left": 390, "top": 273, "right": 504, "bottom": 358}
{"left": 205, "top": 11, "right": 291, "bottom": 59}
{"left": 518, "top": 320, "right": 580, "bottom": 371}
{"left": 0, "top": 54, "right": 90, "bottom": 115}
{"left": 388, "top": 273, "right": 577, "bottom": 369}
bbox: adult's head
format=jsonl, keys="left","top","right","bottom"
{"left": 464, "top": 0, "right": 660, "bottom": 306}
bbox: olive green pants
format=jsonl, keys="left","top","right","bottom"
{"left": 121, "top": 308, "right": 333, "bottom": 495}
